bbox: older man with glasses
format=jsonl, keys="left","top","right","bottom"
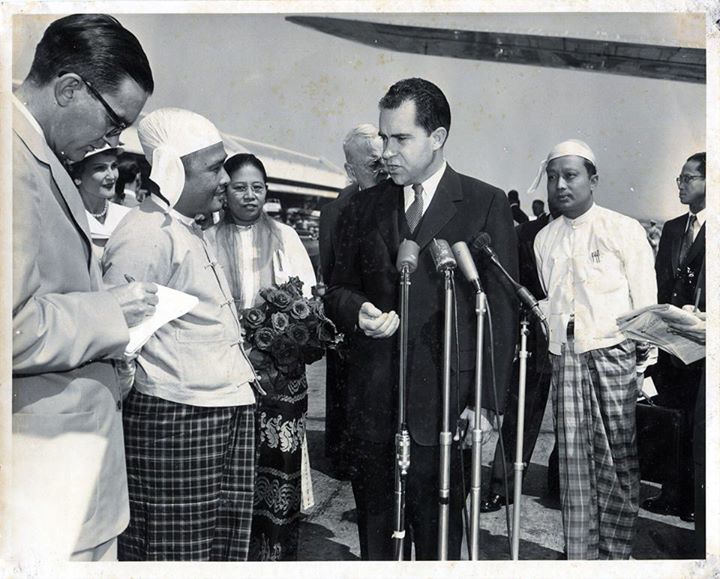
{"left": 12, "top": 14, "right": 155, "bottom": 561}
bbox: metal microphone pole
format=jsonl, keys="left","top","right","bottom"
{"left": 438, "top": 267, "right": 454, "bottom": 561}
{"left": 468, "top": 284, "right": 488, "bottom": 560}
{"left": 511, "top": 313, "right": 531, "bottom": 560}
{"left": 393, "top": 264, "right": 412, "bottom": 560}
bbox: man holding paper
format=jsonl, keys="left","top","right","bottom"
{"left": 102, "top": 108, "right": 258, "bottom": 561}
{"left": 12, "top": 14, "right": 156, "bottom": 561}
{"left": 531, "top": 140, "right": 657, "bottom": 559}
{"left": 641, "top": 152, "right": 705, "bottom": 524}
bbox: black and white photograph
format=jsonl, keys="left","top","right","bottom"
{"left": 1, "top": 1, "right": 717, "bottom": 577}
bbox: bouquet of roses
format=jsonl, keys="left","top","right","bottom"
{"left": 240, "top": 276, "right": 342, "bottom": 392}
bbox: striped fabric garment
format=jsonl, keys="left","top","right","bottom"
{"left": 118, "top": 389, "right": 255, "bottom": 561}
{"left": 551, "top": 337, "right": 640, "bottom": 560}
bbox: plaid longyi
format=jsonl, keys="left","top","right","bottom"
{"left": 118, "top": 389, "right": 256, "bottom": 561}
{"left": 551, "top": 338, "right": 640, "bottom": 560}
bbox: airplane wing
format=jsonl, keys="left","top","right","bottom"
{"left": 286, "top": 16, "right": 705, "bottom": 84}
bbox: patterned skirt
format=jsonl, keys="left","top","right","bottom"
{"left": 248, "top": 372, "right": 308, "bottom": 561}
{"left": 118, "top": 390, "right": 256, "bottom": 561}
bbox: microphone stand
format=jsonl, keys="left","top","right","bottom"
{"left": 511, "top": 312, "right": 531, "bottom": 560}
{"left": 438, "top": 268, "right": 454, "bottom": 561}
{"left": 468, "top": 282, "right": 488, "bottom": 560}
{"left": 393, "top": 265, "right": 412, "bottom": 560}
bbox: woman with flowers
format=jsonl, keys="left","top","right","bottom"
{"left": 207, "top": 153, "right": 317, "bottom": 561}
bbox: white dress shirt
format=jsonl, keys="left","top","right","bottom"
{"left": 534, "top": 203, "right": 657, "bottom": 356}
{"left": 403, "top": 160, "right": 447, "bottom": 217}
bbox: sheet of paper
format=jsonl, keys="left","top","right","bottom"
{"left": 617, "top": 305, "right": 705, "bottom": 365}
{"left": 125, "top": 284, "right": 199, "bottom": 356}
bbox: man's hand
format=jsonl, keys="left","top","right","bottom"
{"left": 108, "top": 282, "right": 159, "bottom": 328}
{"left": 668, "top": 309, "right": 706, "bottom": 344}
{"left": 456, "top": 406, "right": 496, "bottom": 448}
{"left": 358, "top": 302, "right": 399, "bottom": 339}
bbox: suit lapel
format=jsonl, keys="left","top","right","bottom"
{"left": 414, "top": 165, "right": 461, "bottom": 251}
{"left": 13, "top": 100, "right": 94, "bottom": 269}
{"left": 684, "top": 223, "right": 705, "bottom": 265}
{"left": 670, "top": 216, "right": 686, "bottom": 272}
{"left": 376, "top": 181, "right": 402, "bottom": 254}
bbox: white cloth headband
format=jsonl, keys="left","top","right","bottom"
{"left": 527, "top": 139, "right": 597, "bottom": 196}
{"left": 138, "top": 108, "right": 223, "bottom": 210}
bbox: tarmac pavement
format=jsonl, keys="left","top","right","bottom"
{"left": 298, "top": 358, "right": 696, "bottom": 561}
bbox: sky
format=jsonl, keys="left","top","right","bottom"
{"left": 12, "top": 10, "right": 707, "bottom": 221}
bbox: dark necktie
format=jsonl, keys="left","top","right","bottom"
{"left": 406, "top": 184, "right": 424, "bottom": 233}
{"left": 678, "top": 214, "right": 697, "bottom": 266}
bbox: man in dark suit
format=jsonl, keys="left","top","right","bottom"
{"left": 642, "top": 152, "right": 705, "bottom": 523}
{"left": 480, "top": 201, "right": 560, "bottom": 512}
{"left": 325, "top": 78, "right": 517, "bottom": 560}
{"left": 508, "top": 189, "right": 529, "bottom": 224}
{"left": 319, "top": 124, "right": 387, "bottom": 478}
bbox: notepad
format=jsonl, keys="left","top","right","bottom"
{"left": 125, "top": 284, "right": 199, "bottom": 356}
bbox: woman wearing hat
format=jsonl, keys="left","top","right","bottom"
{"left": 70, "top": 145, "right": 131, "bottom": 259}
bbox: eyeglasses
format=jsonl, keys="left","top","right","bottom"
{"left": 61, "top": 72, "right": 130, "bottom": 137}
{"left": 676, "top": 174, "right": 704, "bottom": 186}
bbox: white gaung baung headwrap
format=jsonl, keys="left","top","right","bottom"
{"left": 526, "top": 139, "right": 597, "bottom": 196}
{"left": 138, "top": 108, "right": 223, "bottom": 210}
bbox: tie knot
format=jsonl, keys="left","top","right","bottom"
{"left": 688, "top": 214, "right": 697, "bottom": 225}
{"left": 412, "top": 183, "right": 424, "bottom": 198}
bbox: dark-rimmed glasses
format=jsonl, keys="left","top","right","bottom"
{"left": 676, "top": 174, "right": 704, "bottom": 186}
{"left": 60, "top": 72, "right": 130, "bottom": 137}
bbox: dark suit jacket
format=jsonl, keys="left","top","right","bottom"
{"left": 655, "top": 213, "right": 705, "bottom": 310}
{"left": 325, "top": 164, "right": 518, "bottom": 446}
{"left": 510, "top": 203, "right": 529, "bottom": 225}
{"left": 319, "top": 183, "right": 359, "bottom": 282}
{"left": 514, "top": 214, "right": 551, "bottom": 374}
{"left": 653, "top": 213, "right": 705, "bottom": 393}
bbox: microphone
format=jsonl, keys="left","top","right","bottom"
{"left": 396, "top": 239, "right": 420, "bottom": 274}
{"left": 471, "top": 232, "right": 548, "bottom": 327}
{"left": 430, "top": 239, "right": 457, "bottom": 273}
{"left": 451, "top": 241, "right": 482, "bottom": 292}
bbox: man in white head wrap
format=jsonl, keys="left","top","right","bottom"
{"left": 102, "top": 108, "right": 259, "bottom": 561}
{"left": 532, "top": 140, "right": 657, "bottom": 560}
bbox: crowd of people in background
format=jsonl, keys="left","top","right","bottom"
{"left": 10, "top": 13, "right": 706, "bottom": 564}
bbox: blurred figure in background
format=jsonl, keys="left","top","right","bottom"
{"left": 114, "top": 155, "right": 144, "bottom": 207}
{"left": 319, "top": 123, "right": 387, "bottom": 481}
{"left": 508, "top": 189, "right": 529, "bottom": 224}
{"left": 70, "top": 144, "right": 130, "bottom": 259}
{"left": 532, "top": 199, "right": 547, "bottom": 220}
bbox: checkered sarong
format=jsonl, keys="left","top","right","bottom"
{"left": 551, "top": 337, "right": 640, "bottom": 560}
{"left": 118, "top": 389, "right": 255, "bottom": 561}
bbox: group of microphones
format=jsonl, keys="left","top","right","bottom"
{"left": 397, "top": 233, "right": 548, "bottom": 329}
{"left": 393, "top": 232, "right": 547, "bottom": 561}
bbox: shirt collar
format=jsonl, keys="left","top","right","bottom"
{"left": 171, "top": 208, "right": 200, "bottom": 228}
{"left": 417, "top": 160, "right": 447, "bottom": 197}
{"left": 403, "top": 160, "right": 447, "bottom": 209}
{"left": 149, "top": 194, "right": 200, "bottom": 228}
{"left": 562, "top": 201, "right": 597, "bottom": 226}
{"left": 13, "top": 94, "right": 45, "bottom": 138}
{"left": 689, "top": 207, "right": 706, "bottom": 227}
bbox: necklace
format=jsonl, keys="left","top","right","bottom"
{"left": 88, "top": 199, "right": 109, "bottom": 219}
